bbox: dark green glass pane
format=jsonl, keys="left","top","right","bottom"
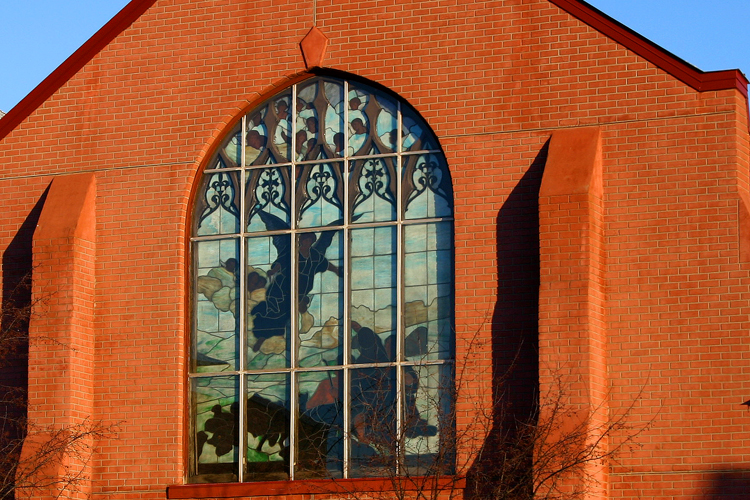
{"left": 193, "top": 240, "right": 239, "bottom": 372}
{"left": 296, "top": 370, "right": 344, "bottom": 478}
{"left": 246, "top": 235, "right": 291, "bottom": 369}
{"left": 349, "top": 367, "right": 396, "bottom": 478}
{"left": 191, "top": 376, "right": 239, "bottom": 482}
{"left": 297, "top": 230, "right": 344, "bottom": 368}
{"left": 245, "top": 374, "right": 291, "bottom": 481}
{"left": 350, "top": 227, "right": 397, "bottom": 364}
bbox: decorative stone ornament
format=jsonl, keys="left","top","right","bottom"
{"left": 300, "top": 26, "right": 329, "bottom": 69}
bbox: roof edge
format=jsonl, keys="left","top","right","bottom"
{"left": 548, "top": 0, "right": 749, "bottom": 98}
{"left": 0, "top": 0, "right": 158, "bottom": 142}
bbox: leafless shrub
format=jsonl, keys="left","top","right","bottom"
{"left": 324, "top": 324, "right": 652, "bottom": 500}
{"left": 0, "top": 273, "right": 116, "bottom": 499}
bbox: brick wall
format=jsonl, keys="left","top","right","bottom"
{"left": 0, "top": 0, "right": 748, "bottom": 498}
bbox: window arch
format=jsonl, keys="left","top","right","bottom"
{"left": 190, "top": 75, "right": 454, "bottom": 483}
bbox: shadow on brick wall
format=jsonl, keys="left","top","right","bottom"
{"left": 700, "top": 469, "right": 750, "bottom": 499}
{"left": 0, "top": 188, "right": 48, "bottom": 498}
{"left": 465, "top": 141, "right": 547, "bottom": 499}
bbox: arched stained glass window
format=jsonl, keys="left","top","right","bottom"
{"left": 190, "top": 76, "right": 454, "bottom": 483}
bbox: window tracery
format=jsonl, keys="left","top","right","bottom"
{"left": 190, "top": 76, "right": 454, "bottom": 483}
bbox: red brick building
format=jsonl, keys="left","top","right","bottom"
{"left": 1, "top": 0, "right": 749, "bottom": 498}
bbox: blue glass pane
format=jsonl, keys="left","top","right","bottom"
{"left": 194, "top": 240, "right": 240, "bottom": 372}
{"left": 403, "top": 154, "right": 453, "bottom": 220}
{"left": 297, "top": 162, "right": 344, "bottom": 228}
{"left": 297, "top": 230, "right": 344, "bottom": 368}
{"left": 195, "top": 171, "right": 241, "bottom": 236}
{"left": 350, "top": 227, "right": 397, "bottom": 364}
{"left": 349, "top": 367, "right": 396, "bottom": 477}
{"left": 192, "top": 376, "right": 239, "bottom": 480}
{"left": 245, "top": 374, "right": 290, "bottom": 481}
{"left": 403, "top": 364, "right": 454, "bottom": 475}
{"left": 402, "top": 107, "right": 437, "bottom": 152}
{"left": 350, "top": 156, "right": 397, "bottom": 224}
{"left": 403, "top": 222, "right": 453, "bottom": 361}
{"left": 297, "top": 370, "right": 344, "bottom": 478}
{"left": 246, "top": 235, "right": 291, "bottom": 369}
{"left": 323, "top": 81, "right": 345, "bottom": 157}
{"left": 347, "top": 87, "right": 370, "bottom": 156}
{"left": 246, "top": 167, "right": 291, "bottom": 233}
{"left": 374, "top": 94, "right": 398, "bottom": 154}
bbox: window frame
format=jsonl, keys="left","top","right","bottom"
{"left": 188, "top": 74, "right": 455, "bottom": 483}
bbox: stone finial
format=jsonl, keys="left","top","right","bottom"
{"left": 300, "top": 26, "right": 329, "bottom": 69}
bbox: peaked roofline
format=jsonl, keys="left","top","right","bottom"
{"left": 549, "top": 0, "right": 748, "bottom": 96}
{"left": 0, "top": 0, "right": 158, "bottom": 141}
{"left": 0, "top": 0, "right": 747, "bottom": 142}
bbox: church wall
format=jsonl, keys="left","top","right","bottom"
{"left": 0, "top": 0, "right": 748, "bottom": 498}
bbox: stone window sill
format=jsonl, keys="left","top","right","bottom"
{"left": 167, "top": 476, "right": 465, "bottom": 499}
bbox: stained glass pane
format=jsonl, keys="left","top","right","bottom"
{"left": 295, "top": 83, "right": 319, "bottom": 161}
{"left": 298, "top": 230, "right": 344, "bottom": 367}
{"left": 214, "top": 121, "right": 243, "bottom": 168}
{"left": 194, "top": 240, "right": 239, "bottom": 373}
{"left": 297, "top": 162, "right": 344, "bottom": 228}
{"left": 246, "top": 167, "right": 291, "bottom": 233}
{"left": 403, "top": 364, "right": 454, "bottom": 475}
{"left": 350, "top": 156, "right": 397, "bottom": 224}
{"left": 270, "top": 91, "right": 293, "bottom": 162}
{"left": 245, "top": 374, "right": 290, "bottom": 481}
{"left": 349, "top": 367, "right": 396, "bottom": 477}
{"left": 192, "top": 376, "right": 239, "bottom": 482}
{"left": 402, "top": 107, "right": 437, "bottom": 152}
{"left": 246, "top": 235, "right": 291, "bottom": 369}
{"left": 297, "top": 370, "right": 344, "bottom": 478}
{"left": 403, "top": 222, "right": 453, "bottom": 361}
{"left": 245, "top": 109, "right": 269, "bottom": 166}
{"left": 374, "top": 94, "right": 398, "bottom": 154}
{"left": 347, "top": 87, "right": 371, "bottom": 157}
{"left": 351, "top": 227, "right": 397, "bottom": 364}
{"left": 195, "top": 171, "right": 241, "bottom": 236}
{"left": 403, "top": 154, "right": 453, "bottom": 220}
{"left": 323, "top": 81, "right": 345, "bottom": 157}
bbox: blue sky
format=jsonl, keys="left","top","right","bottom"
{"left": 0, "top": 0, "right": 748, "bottom": 113}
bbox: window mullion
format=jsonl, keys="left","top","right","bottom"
{"left": 289, "top": 84, "right": 299, "bottom": 481}
{"left": 342, "top": 79, "right": 351, "bottom": 480}
{"left": 395, "top": 102, "right": 404, "bottom": 476}
{"left": 238, "top": 113, "right": 247, "bottom": 483}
